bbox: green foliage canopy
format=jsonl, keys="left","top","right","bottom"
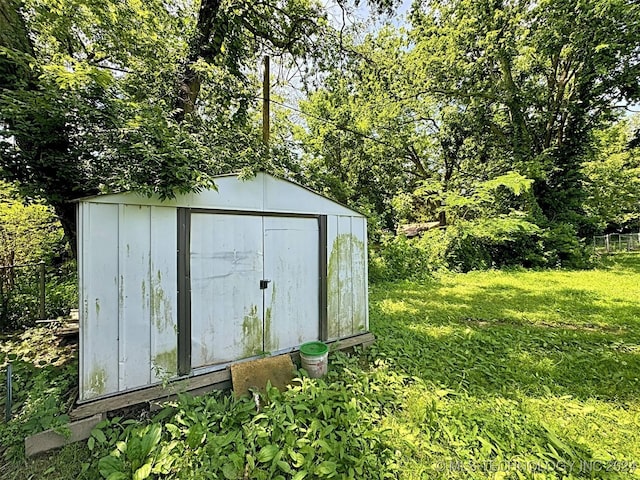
{"left": 296, "top": 0, "right": 640, "bottom": 241}
{"left": 2, "top": 0, "right": 380, "bottom": 249}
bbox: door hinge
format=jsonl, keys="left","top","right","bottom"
{"left": 260, "top": 279, "right": 271, "bottom": 289}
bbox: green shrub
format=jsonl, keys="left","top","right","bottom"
{"left": 87, "top": 352, "right": 401, "bottom": 479}
{"left": 542, "top": 223, "right": 596, "bottom": 269}
{"left": 0, "top": 182, "right": 74, "bottom": 330}
{"left": 369, "top": 217, "right": 596, "bottom": 281}
{"left": 442, "top": 218, "right": 546, "bottom": 272}
{"left": 0, "top": 328, "right": 77, "bottom": 461}
{"left": 46, "top": 265, "right": 78, "bottom": 319}
{"left": 368, "top": 233, "right": 436, "bottom": 282}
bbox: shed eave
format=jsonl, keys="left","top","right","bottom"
{"left": 70, "top": 172, "right": 365, "bottom": 218}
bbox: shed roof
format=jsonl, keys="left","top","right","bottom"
{"left": 76, "top": 172, "right": 364, "bottom": 217}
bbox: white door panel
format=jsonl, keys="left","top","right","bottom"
{"left": 190, "top": 214, "right": 264, "bottom": 367}
{"left": 264, "top": 217, "right": 320, "bottom": 352}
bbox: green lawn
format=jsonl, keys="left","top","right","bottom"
{"left": 3, "top": 254, "right": 640, "bottom": 479}
{"left": 369, "top": 253, "right": 640, "bottom": 478}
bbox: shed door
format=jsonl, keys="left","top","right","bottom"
{"left": 188, "top": 213, "right": 319, "bottom": 369}
{"left": 263, "top": 217, "right": 319, "bottom": 352}
{"left": 190, "top": 214, "right": 264, "bottom": 367}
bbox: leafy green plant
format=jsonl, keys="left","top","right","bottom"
{"left": 83, "top": 353, "right": 400, "bottom": 479}
{"left": 0, "top": 328, "right": 77, "bottom": 461}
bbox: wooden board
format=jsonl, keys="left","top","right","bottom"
{"left": 230, "top": 354, "right": 295, "bottom": 397}
{"left": 71, "top": 369, "right": 229, "bottom": 420}
{"left": 25, "top": 414, "right": 104, "bottom": 457}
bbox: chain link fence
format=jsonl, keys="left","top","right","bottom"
{"left": 593, "top": 233, "right": 640, "bottom": 253}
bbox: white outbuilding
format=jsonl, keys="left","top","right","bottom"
{"left": 76, "top": 172, "right": 368, "bottom": 402}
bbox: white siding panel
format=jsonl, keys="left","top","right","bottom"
{"left": 118, "top": 205, "right": 152, "bottom": 391}
{"left": 150, "top": 207, "right": 178, "bottom": 382}
{"left": 264, "top": 175, "right": 359, "bottom": 216}
{"left": 363, "top": 220, "right": 370, "bottom": 331}
{"left": 326, "top": 216, "right": 340, "bottom": 340}
{"left": 350, "top": 217, "right": 368, "bottom": 334}
{"left": 337, "top": 217, "right": 354, "bottom": 337}
{"left": 78, "top": 203, "right": 88, "bottom": 400}
{"left": 178, "top": 175, "right": 264, "bottom": 211}
{"left": 81, "top": 203, "right": 119, "bottom": 401}
{"left": 264, "top": 217, "right": 319, "bottom": 351}
{"left": 326, "top": 216, "right": 368, "bottom": 340}
{"left": 190, "top": 214, "right": 264, "bottom": 366}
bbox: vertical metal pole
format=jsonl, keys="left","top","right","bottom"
{"left": 319, "top": 216, "right": 328, "bottom": 341}
{"left": 38, "top": 260, "right": 46, "bottom": 319}
{"left": 5, "top": 363, "right": 12, "bottom": 422}
{"left": 262, "top": 55, "right": 270, "bottom": 145}
{"left": 177, "top": 209, "right": 192, "bottom": 376}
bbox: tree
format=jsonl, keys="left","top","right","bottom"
{"left": 295, "top": 25, "right": 529, "bottom": 231}
{"left": 3, "top": 0, "right": 385, "bottom": 252}
{"left": 295, "top": 0, "right": 640, "bottom": 242}
{"left": 582, "top": 117, "right": 640, "bottom": 231}
{"left": 407, "top": 0, "right": 640, "bottom": 232}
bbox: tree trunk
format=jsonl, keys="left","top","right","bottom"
{"left": 174, "top": 0, "right": 225, "bottom": 121}
{"left": 52, "top": 202, "right": 78, "bottom": 259}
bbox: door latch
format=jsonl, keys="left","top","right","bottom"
{"left": 260, "top": 279, "right": 271, "bottom": 289}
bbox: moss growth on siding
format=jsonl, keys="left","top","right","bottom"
{"left": 242, "top": 304, "right": 262, "bottom": 357}
{"left": 88, "top": 367, "right": 107, "bottom": 397}
{"left": 150, "top": 269, "right": 173, "bottom": 332}
{"left": 352, "top": 239, "right": 367, "bottom": 332}
{"left": 264, "top": 283, "right": 277, "bottom": 352}
{"left": 153, "top": 348, "right": 177, "bottom": 377}
{"left": 327, "top": 233, "right": 365, "bottom": 339}
{"left": 265, "top": 306, "right": 272, "bottom": 352}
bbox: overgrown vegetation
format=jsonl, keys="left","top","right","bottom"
{"left": 0, "top": 182, "right": 77, "bottom": 331}
{"left": 2, "top": 0, "right": 639, "bottom": 265}
{"left": 3, "top": 254, "right": 639, "bottom": 479}
{"left": 0, "top": 328, "right": 77, "bottom": 463}
{"left": 87, "top": 360, "right": 399, "bottom": 480}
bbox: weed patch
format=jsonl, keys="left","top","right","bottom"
{"left": 0, "top": 327, "right": 77, "bottom": 462}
